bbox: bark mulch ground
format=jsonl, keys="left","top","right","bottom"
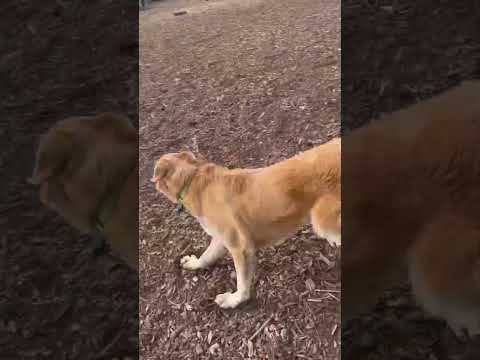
{"left": 1, "top": 1, "right": 138, "bottom": 359}
{"left": 139, "top": 0, "right": 340, "bottom": 359}
{"left": 342, "top": 1, "right": 480, "bottom": 359}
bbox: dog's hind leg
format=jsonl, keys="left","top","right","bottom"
{"left": 311, "top": 194, "right": 341, "bottom": 247}
{"left": 408, "top": 215, "right": 480, "bottom": 338}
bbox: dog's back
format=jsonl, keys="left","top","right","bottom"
{"left": 342, "top": 81, "right": 480, "bottom": 335}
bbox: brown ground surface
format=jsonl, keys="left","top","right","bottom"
{"left": 342, "top": 1, "right": 480, "bottom": 360}
{"left": 139, "top": 0, "right": 340, "bottom": 359}
{"left": 1, "top": 1, "right": 138, "bottom": 359}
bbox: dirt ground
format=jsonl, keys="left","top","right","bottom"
{"left": 1, "top": 1, "right": 138, "bottom": 359}
{"left": 342, "top": 1, "right": 480, "bottom": 360}
{"left": 139, "top": 0, "right": 340, "bottom": 359}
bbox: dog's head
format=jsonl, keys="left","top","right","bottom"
{"left": 151, "top": 151, "right": 204, "bottom": 203}
{"left": 30, "top": 113, "right": 137, "bottom": 232}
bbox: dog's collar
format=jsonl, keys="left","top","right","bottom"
{"left": 95, "top": 165, "right": 136, "bottom": 232}
{"left": 95, "top": 191, "right": 119, "bottom": 232}
{"left": 175, "top": 169, "right": 198, "bottom": 214}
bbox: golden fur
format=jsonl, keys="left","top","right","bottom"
{"left": 152, "top": 140, "right": 341, "bottom": 308}
{"left": 30, "top": 113, "right": 138, "bottom": 270}
{"left": 342, "top": 80, "right": 480, "bottom": 337}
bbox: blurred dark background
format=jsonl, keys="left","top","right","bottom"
{"left": 342, "top": 0, "right": 479, "bottom": 359}
{"left": 0, "top": 1, "right": 138, "bottom": 359}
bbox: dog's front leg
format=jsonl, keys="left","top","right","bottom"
{"left": 215, "top": 247, "right": 256, "bottom": 309}
{"left": 180, "top": 237, "right": 226, "bottom": 271}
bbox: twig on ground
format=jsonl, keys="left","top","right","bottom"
{"left": 327, "top": 293, "right": 340, "bottom": 302}
{"left": 95, "top": 329, "right": 124, "bottom": 359}
{"left": 306, "top": 297, "right": 327, "bottom": 303}
{"left": 331, "top": 324, "right": 338, "bottom": 336}
{"left": 318, "top": 252, "right": 333, "bottom": 267}
{"left": 170, "top": 324, "right": 187, "bottom": 340}
{"left": 180, "top": 242, "right": 193, "bottom": 255}
{"left": 248, "top": 314, "right": 275, "bottom": 342}
{"left": 161, "top": 230, "right": 170, "bottom": 242}
{"left": 173, "top": 10, "right": 188, "bottom": 16}
{"left": 295, "top": 354, "right": 314, "bottom": 360}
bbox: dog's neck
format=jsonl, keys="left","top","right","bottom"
{"left": 175, "top": 168, "right": 199, "bottom": 214}
{"left": 177, "top": 163, "right": 246, "bottom": 217}
{"left": 174, "top": 163, "right": 217, "bottom": 215}
{"left": 95, "top": 161, "right": 137, "bottom": 232}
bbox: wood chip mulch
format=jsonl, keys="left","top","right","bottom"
{"left": 1, "top": 1, "right": 138, "bottom": 359}
{"left": 140, "top": 0, "right": 341, "bottom": 359}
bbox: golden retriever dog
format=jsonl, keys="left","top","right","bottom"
{"left": 342, "top": 80, "right": 480, "bottom": 338}
{"left": 29, "top": 113, "right": 139, "bottom": 270}
{"left": 151, "top": 139, "right": 341, "bottom": 309}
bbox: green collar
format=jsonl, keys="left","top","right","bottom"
{"left": 95, "top": 190, "right": 120, "bottom": 232}
{"left": 95, "top": 166, "right": 135, "bottom": 232}
{"left": 175, "top": 171, "right": 197, "bottom": 214}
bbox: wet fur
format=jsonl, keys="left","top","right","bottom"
{"left": 152, "top": 139, "right": 341, "bottom": 308}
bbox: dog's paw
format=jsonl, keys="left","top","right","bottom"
{"left": 328, "top": 237, "right": 341, "bottom": 248}
{"left": 214, "top": 291, "right": 248, "bottom": 309}
{"left": 449, "top": 322, "right": 470, "bottom": 343}
{"left": 180, "top": 255, "right": 202, "bottom": 270}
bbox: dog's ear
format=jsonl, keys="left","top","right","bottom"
{"left": 193, "top": 152, "right": 207, "bottom": 163}
{"left": 177, "top": 151, "right": 208, "bottom": 165}
{"left": 29, "top": 129, "right": 81, "bottom": 184}
{"left": 150, "top": 158, "right": 173, "bottom": 186}
{"left": 176, "top": 151, "right": 197, "bottom": 163}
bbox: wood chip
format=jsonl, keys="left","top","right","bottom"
{"left": 248, "top": 340, "right": 254, "bottom": 357}
{"left": 331, "top": 324, "right": 338, "bottom": 336}
{"left": 248, "top": 314, "right": 275, "bottom": 342}
{"left": 173, "top": 10, "right": 188, "bottom": 16}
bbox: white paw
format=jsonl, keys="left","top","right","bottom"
{"left": 180, "top": 255, "right": 202, "bottom": 270}
{"left": 327, "top": 236, "right": 341, "bottom": 248}
{"left": 214, "top": 291, "right": 248, "bottom": 309}
{"left": 449, "top": 322, "right": 469, "bottom": 341}
{"left": 319, "top": 229, "right": 341, "bottom": 248}
{"left": 448, "top": 318, "right": 480, "bottom": 340}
